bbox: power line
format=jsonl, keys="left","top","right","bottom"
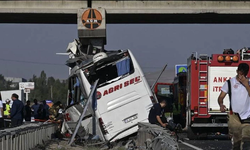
{"left": 141, "top": 66, "right": 175, "bottom": 69}
{"left": 141, "top": 67, "right": 162, "bottom": 69}
{"left": 0, "top": 58, "right": 65, "bottom": 66}
{"left": 0, "top": 58, "right": 171, "bottom": 69}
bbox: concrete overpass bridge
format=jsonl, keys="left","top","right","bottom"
{"left": 1, "top": 0, "right": 250, "bottom": 24}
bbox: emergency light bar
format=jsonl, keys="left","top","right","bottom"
{"left": 217, "top": 55, "right": 239, "bottom": 62}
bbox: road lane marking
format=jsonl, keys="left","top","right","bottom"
{"left": 179, "top": 140, "right": 203, "bottom": 150}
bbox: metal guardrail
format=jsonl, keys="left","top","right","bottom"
{"left": 0, "top": 123, "right": 57, "bottom": 150}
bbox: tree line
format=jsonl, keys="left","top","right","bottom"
{"left": 0, "top": 71, "right": 68, "bottom": 104}
{"left": 0, "top": 75, "right": 13, "bottom": 91}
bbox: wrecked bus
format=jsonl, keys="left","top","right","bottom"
{"left": 61, "top": 44, "right": 155, "bottom": 142}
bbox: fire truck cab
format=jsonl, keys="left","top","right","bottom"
{"left": 186, "top": 48, "right": 250, "bottom": 139}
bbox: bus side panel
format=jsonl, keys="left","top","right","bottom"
{"left": 95, "top": 50, "right": 154, "bottom": 141}
{"left": 100, "top": 93, "right": 152, "bottom": 141}
{"left": 128, "top": 49, "right": 154, "bottom": 99}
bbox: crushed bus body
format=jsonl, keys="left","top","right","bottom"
{"left": 59, "top": 40, "right": 179, "bottom": 150}
{"left": 61, "top": 40, "right": 156, "bottom": 143}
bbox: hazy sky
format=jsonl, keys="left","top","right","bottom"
{"left": 0, "top": 24, "right": 250, "bottom": 80}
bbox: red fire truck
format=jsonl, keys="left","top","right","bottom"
{"left": 186, "top": 48, "right": 250, "bottom": 139}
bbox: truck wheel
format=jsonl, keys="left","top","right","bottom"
{"left": 187, "top": 127, "right": 197, "bottom": 140}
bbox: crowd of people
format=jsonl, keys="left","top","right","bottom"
{"left": 0, "top": 93, "right": 64, "bottom": 129}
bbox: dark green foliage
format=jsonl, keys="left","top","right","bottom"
{"left": 0, "top": 71, "right": 68, "bottom": 105}
{"left": 28, "top": 71, "right": 68, "bottom": 105}
{"left": 0, "top": 74, "right": 14, "bottom": 91}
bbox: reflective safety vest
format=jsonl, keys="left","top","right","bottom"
{"left": 4, "top": 104, "right": 10, "bottom": 116}
{"left": 173, "top": 104, "right": 181, "bottom": 115}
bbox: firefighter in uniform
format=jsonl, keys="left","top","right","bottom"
{"left": 172, "top": 101, "right": 181, "bottom": 125}
{"left": 49, "top": 101, "right": 63, "bottom": 122}
{"left": 4, "top": 99, "right": 11, "bottom": 127}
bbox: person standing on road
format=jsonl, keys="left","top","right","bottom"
{"left": 31, "top": 99, "right": 40, "bottom": 119}
{"left": 10, "top": 93, "right": 24, "bottom": 127}
{"left": 172, "top": 101, "right": 181, "bottom": 125}
{"left": 0, "top": 99, "right": 4, "bottom": 129}
{"left": 42, "top": 100, "right": 50, "bottom": 120}
{"left": 24, "top": 100, "right": 31, "bottom": 122}
{"left": 148, "top": 100, "right": 168, "bottom": 128}
{"left": 218, "top": 63, "right": 250, "bottom": 150}
{"left": 4, "top": 99, "right": 11, "bottom": 127}
{"left": 4, "top": 99, "right": 11, "bottom": 117}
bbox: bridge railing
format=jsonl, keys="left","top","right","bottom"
{"left": 0, "top": 123, "right": 57, "bottom": 150}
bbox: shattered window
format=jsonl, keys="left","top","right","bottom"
{"left": 67, "top": 76, "right": 87, "bottom": 106}
{"left": 83, "top": 52, "right": 134, "bottom": 87}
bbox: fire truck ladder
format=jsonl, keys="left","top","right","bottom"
{"left": 198, "top": 54, "right": 209, "bottom": 116}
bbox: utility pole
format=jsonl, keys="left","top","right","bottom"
{"left": 26, "top": 90, "right": 29, "bottom": 101}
